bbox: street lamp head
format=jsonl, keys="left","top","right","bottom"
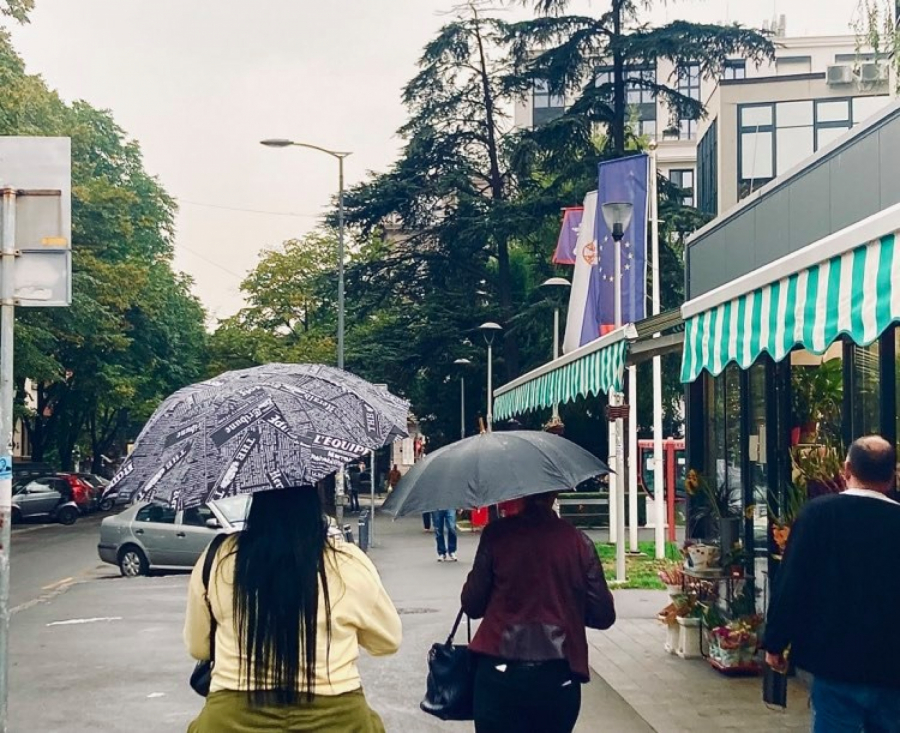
{"left": 601, "top": 202, "right": 634, "bottom": 243}
{"left": 454, "top": 358, "right": 473, "bottom": 366}
{"left": 541, "top": 277, "right": 571, "bottom": 290}
{"left": 479, "top": 321, "right": 503, "bottom": 346}
{"left": 260, "top": 138, "right": 294, "bottom": 148}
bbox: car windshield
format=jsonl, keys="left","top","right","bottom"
{"left": 210, "top": 494, "right": 251, "bottom": 526}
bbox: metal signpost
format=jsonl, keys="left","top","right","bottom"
{"left": 0, "top": 137, "right": 72, "bottom": 733}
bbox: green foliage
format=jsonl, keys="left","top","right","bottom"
{"left": 0, "top": 31, "right": 207, "bottom": 469}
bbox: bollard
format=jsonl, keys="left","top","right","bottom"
{"left": 357, "top": 509, "right": 370, "bottom": 553}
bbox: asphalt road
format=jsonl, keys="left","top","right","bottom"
{"left": 10, "top": 512, "right": 114, "bottom": 612}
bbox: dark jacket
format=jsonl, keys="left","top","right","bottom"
{"left": 460, "top": 508, "right": 615, "bottom": 682}
{"left": 765, "top": 492, "right": 900, "bottom": 688}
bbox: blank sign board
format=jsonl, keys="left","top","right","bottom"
{"left": 0, "top": 137, "right": 72, "bottom": 307}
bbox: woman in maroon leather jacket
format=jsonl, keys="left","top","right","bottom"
{"left": 461, "top": 491, "right": 616, "bottom": 733}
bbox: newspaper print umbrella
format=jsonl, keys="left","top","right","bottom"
{"left": 104, "top": 364, "right": 409, "bottom": 509}
{"left": 382, "top": 430, "right": 610, "bottom": 517}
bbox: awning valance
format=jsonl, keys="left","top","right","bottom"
{"left": 681, "top": 203, "right": 900, "bottom": 383}
{"left": 493, "top": 325, "right": 636, "bottom": 422}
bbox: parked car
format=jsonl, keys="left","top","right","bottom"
{"left": 74, "top": 473, "right": 112, "bottom": 510}
{"left": 56, "top": 473, "right": 99, "bottom": 513}
{"left": 12, "top": 476, "right": 81, "bottom": 525}
{"left": 98, "top": 494, "right": 251, "bottom": 577}
{"left": 12, "top": 461, "right": 54, "bottom": 482}
{"left": 98, "top": 493, "right": 344, "bottom": 577}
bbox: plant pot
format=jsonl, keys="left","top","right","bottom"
{"left": 664, "top": 622, "right": 679, "bottom": 654}
{"left": 685, "top": 544, "right": 718, "bottom": 570}
{"left": 676, "top": 617, "right": 702, "bottom": 659}
{"left": 665, "top": 583, "right": 682, "bottom": 598}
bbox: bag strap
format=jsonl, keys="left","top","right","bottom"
{"left": 202, "top": 533, "right": 229, "bottom": 662}
{"left": 446, "top": 608, "right": 471, "bottom": 645}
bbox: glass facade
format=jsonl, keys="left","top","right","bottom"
{"left": 669, "top": 169, "right": 695, "bottom": 207}
{"left": 532, "top": 78, "right": 566, "bottom": 126}
{"left": 697, "top": 120, "right": 718, "bottom": 216}
{"left": 723, "top": 59, "right": 746, "bottom": 80}
{"left": 737, "top": 96, "right": 889, "bottom": 200}
{"left": 678, "top": 62, "right": 701, "bottom": 139}
{"left": 595, "top": 65, "right": 657, "bottom": 138}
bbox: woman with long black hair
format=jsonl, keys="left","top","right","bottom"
{"left": 184, "top": 486, "right": 401, "bottom": 732}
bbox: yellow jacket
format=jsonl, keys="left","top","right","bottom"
{"left": 184, "top": 535, "right": 402, "bottom": 696}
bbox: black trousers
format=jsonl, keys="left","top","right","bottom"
{"left": 473, "top": 656, "right": 581, "bottom": 733}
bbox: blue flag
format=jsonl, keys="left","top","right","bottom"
{"left": 591, "top": 154, "right": 649, "bottom": 333}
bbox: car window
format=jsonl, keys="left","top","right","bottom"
{"left": 135, "top": 505, "right": 177, "bottom": 524}
{"left": 24, "top": 480, "right": 56, "bottom": 494}
{"left": 181, "top": 506, "right": 214, "bottom": 527}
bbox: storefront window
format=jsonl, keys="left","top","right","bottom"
{"left": 748, "top": 362, "right": 769, "bottom": 612}
{"left": 850, "top": 341, "right": 881, "bottom": 438}
{"left": 790, "top": 345, "right": 843, "bottom": 446}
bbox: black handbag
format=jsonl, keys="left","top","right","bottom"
{"left": 190, "top": 533, "right": 229, "bottom": 697}
{"left": 420, "top": 609, "right": 475, "bottom": 721}
{"left": 762, "top": 661, "right": 788, "bottom": 709}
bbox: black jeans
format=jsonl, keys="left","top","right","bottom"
{"left": 473, "top": 656, "right": 581, "bottom": 733}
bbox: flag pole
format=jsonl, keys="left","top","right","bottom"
{"left": 649, "top": 143, "right": 666, "bottom": 560}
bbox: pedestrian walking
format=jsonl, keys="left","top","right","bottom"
{"left": 432, "top": 508, "right": 458, "bottom": 562}
{"left": 347, "top": 462, "right": 362, "bottom": 512}
{"left": 184, "top": 487, "right": 402, "bottom": 732}
{"left": 461, "top": 491, "right": 616, "bottom": 733}
{"left": 388, "top": 464, "right": 402, "bottom": 493}
{"left": 765, "top": 436, "right": 900, "bottom": 732}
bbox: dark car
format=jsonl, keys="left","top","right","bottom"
{"left": 74, "top": 473, "right": 112, "bottom": 510}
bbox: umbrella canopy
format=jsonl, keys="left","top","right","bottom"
{"left": 382, "top": 430, "right": 610, "bottom": 517}
{"left": 105, "top": 364, "right": 409, "bottom": 509}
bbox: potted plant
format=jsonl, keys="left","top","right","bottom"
{"left": 685, "top": 469, "right": 742, "bottom": 562}
{"left": 790, "top": 360, "right": 843, "bottom": 445}
{"left": 707, "top": 616, "right": 763, "bottom": 672}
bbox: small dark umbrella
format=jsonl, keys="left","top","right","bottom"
{"left": 382, "top": 430, "right": 610, "bottom": 517}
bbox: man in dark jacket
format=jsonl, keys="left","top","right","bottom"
{"left": 461, "top": 491, "right": 615, "bottom": 733}
{"left": 765, "top": 436, "right": 900, "bottom": 731}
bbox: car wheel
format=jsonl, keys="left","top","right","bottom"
{"left": 118, "top": 546, "right": 148, "bottom": 578}
{"left": 57, "top": 505, "right": 78, "bottom": 526}
{"left": 99, "top": 498, "right": 114, "bottom": 512}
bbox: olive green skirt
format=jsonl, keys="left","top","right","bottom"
{"left": 187, "top": 688, "right": 386, "bottom": 733}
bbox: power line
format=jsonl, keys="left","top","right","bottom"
{"left": 177, "top": 199, "right": 323, "bottom": 219}
{"left": 176, "top": 243, "right": 247, "bottom": 281}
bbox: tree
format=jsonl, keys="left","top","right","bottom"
{"left": 510, "top": 0, "right": 774, "bottom": 155}
{"left": 1, "top": 0, "right": 31, "bottom": 23}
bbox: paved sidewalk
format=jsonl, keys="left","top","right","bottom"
{"left": 362, "top": 509, "right": 812, "bottom": 733}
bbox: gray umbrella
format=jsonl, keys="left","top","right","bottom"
{"left": 382, "top": 430, "right": 610, "bottom": 517}
{"left": 104, "top": 364, "right": 409, "bottom": 509}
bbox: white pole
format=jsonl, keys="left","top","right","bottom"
{"left": 369, "top": 450, "right": 376, "bottom": 546}
{"left": 0, "top": 189, "right": 16, "bottom": 730}
{"left": 614, "top": 237, "right": 626, "bottom": 584}
{"left": 649, "top": 143, "right": 666, "bottom": 560}
{"left": 486, "top": 343, "right": 493, "bottom": 432}
{"left": 628, "top": 365, "right": 639, "bottom": 553}
{"left": 608, "top": 394, "right": 617, "bottom": 546}
{"left": 552, "top": 305, "right": 560, "bottom": 421}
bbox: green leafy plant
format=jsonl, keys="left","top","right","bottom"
{"left": 685, "top": 469, "right": 742, "bottom": 521}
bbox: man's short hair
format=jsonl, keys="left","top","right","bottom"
{"left": 847, "top": 436, "right": 896, "bottom": 486}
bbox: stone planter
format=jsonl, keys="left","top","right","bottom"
{"left": 676, "top": 617, "right": 702, "bottom": 659}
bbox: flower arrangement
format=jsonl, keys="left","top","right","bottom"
{"left": 707, "top": 616, "right": 763, "bottom": 669}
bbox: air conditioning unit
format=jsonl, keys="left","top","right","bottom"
{"left": 826, "top": 64, "right": 853, "bottom": 85}
{"left": 858, "top": 61, "right": 889, "bottom": 84}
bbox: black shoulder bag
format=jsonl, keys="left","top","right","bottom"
{"left": 189, "top": 533, "right": 229, "bottom": 697}
{"left": 420, "top": 609, "right": 475, "bottom": 721}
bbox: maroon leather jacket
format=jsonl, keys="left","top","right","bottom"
{"left": 460, "top": 508, "right": 615, "bottom": 682}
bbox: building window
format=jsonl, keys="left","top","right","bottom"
{"left": 814, "top": 98, "right": 851, "bottom": 149}
{"left": 697, "top": 120, "right": 718, "bottom": 215}
{"left": 677, "top": 62, "right": 701, "bottom": 139}
{"left": 594, "top": 66, "right": 613, "bottom": 89}
{"left": 626, "top": 65, "right": 656, "bottom": 105}
{"left": 850, "top": 341, "right": 881, "bottom": 439}
{"left": 533, "top": 78, "right": 565, "bottom": 109}
{"left": 669, "top": 168, "right": 695, "bottom": 207}
{"left": 723, "top": 59, "right": 746, "bottom": 80}
{"left": 776, "top": 56, "right": 812, "bottom": 74}
{"left": 738, "top": 103, "right": 775, "bottom": 199}
{"left": 596, "top": 64, "right": 657, "bottom": 135}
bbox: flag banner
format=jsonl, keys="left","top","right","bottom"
{"left": 552, "top": 206, "right": 584, "bottom": 265}
{"left": 562, "top": 192, "right": 599, "bottom": 353}
{"left": 595, "top": 154, "right": 650, "bottom": 328}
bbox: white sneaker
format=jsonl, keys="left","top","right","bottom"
{"left": 447, "top": 553, "right": 458, "bottom": 562}
{"left": 437, "top": 555, "right": 446, "bottom": 562}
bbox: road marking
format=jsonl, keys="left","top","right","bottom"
{"left": 41, "top": 577, "right": 74, "bottom": 591}
{"left": 46, "top": 616, "right": 122, "bottom": 627}
{"left": 147, "top": 693, "right": 166, "bottom": 699}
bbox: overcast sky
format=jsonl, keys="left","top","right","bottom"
{"left": 9, "top": 0, "right": 863, "bottom": 321}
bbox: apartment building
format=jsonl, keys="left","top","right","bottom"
{"left": 514, "top": 21, "right": 892, "bottom": 211}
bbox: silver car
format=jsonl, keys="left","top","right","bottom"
{"left": 98, "top": 495, "right": 250, "bottom": 577}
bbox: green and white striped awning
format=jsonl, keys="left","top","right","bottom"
{"left": 681, "top": 204, "right": 900, "bottom": 383}
{"left": 493, "top": 325, "right": 636, "bottom": 422}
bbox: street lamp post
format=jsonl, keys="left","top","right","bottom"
{"left": 541, "top": 277, "right": 571, "bottom": 421}
{"left": 261, "top": 139, "right": 351, "bottom": 370}
{"left": 478, "top": 323, "right": 502, "bottom": 431}
{"left": 454, "top": 358, "right": 472, "bottom": 440}
{"left": 601, "top": 202, "right": 634, "bottom": 585}
{"left": 261, "top": 138, "right": 352, "bottom": 534}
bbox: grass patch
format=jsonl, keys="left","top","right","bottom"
{"left": 596, "top": 541, "right": 681, "bottom": 590}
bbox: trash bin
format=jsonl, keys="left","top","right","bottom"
{"left": 357, "top": 509, "right": 370, "bottom": 552}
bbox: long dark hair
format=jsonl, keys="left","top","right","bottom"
{"left": 232, "top": 487, "right": 332, "bottom": 704}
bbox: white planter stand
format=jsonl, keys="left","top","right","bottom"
{"left": 676, "top": 617, "right": 702, "bottom": 659}
{"left": 664, "top": 622, "right": 679, "bottom": 654}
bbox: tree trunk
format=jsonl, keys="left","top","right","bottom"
{"left": 611, "top": 0, "right": 626, "bottom": 156}
{"left": 472, "top": 8, "right": 520, "bottom": 378}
